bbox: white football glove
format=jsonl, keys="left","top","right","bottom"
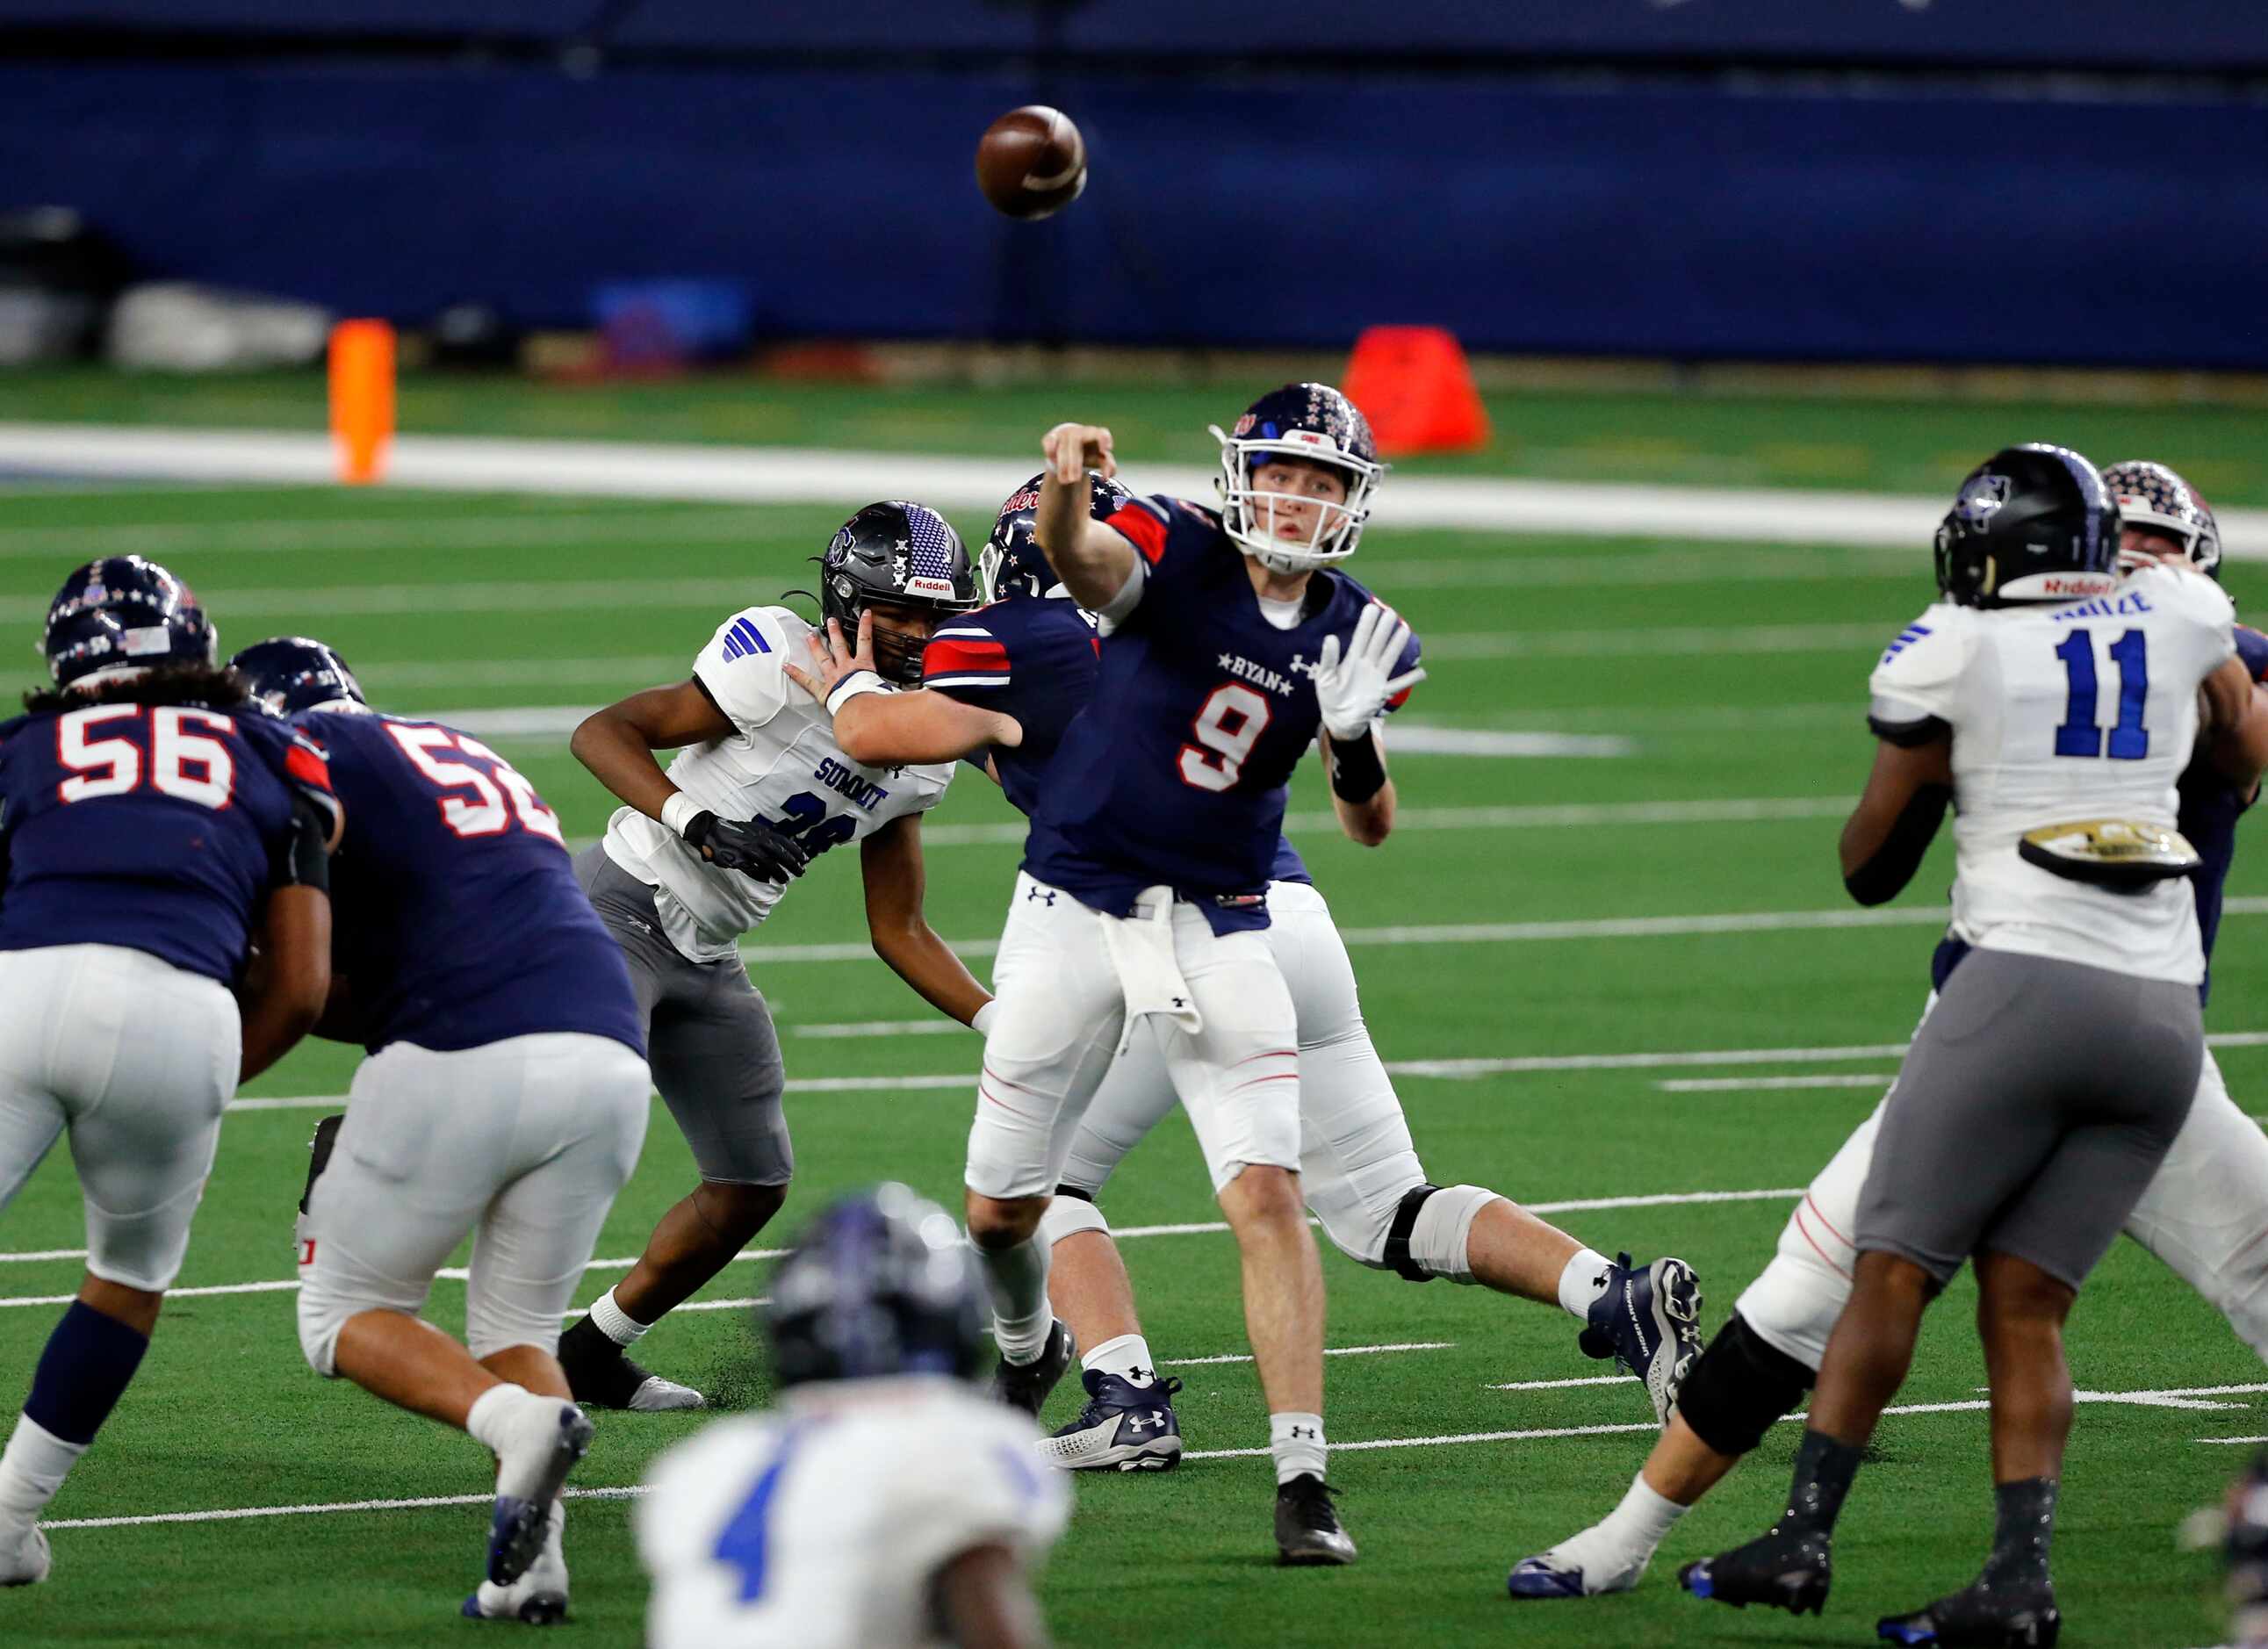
{"left": 1313, "top": 603, "right": 1425, "bottom": 741}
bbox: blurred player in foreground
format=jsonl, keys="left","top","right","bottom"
{"left": 238, "top": 637, "right": 652, "bottom": 1624}
{"left": 638, "top": 1183, "right": 1067, "bottom": 1649}
{"left": 1666, "top": 446, "right": 2268, "bottom": 1646}
{"left": 558, "top": 504, "right": 991, "bottom": 1413}
{"left": 947, "top": 384, "right": 1426, "bottom": 1564}
{"left": 791, "top": 472, "right": 1703, "bottom": 1473}
{"left": 0, "top": 562, "right": 336, "bottom": 1585}
{"left": 1512, "top": 458, "right": 2268, "bottom": 1620}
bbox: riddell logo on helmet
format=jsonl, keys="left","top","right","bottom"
{"left": 2037, "top": 575, "right": 2116, "bottom": 595}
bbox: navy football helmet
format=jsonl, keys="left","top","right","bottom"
{"left": 2103, "top": 458, "right": 2221, "bottom": 579}
{"left": 1933, "top": 444, "right": 2120, "bottom": 608}
{"left": 42, "top": 555, "right": 216, "bottom": 688}
{"left": 982, "top": 469, "right": 1134, "bottom": 602}
{"left": 761, "top": 1183, "right": 989, "bottom": 1389}
{"left": 1209, "top": 382, "right": 1386, "bottom": 573}
{"left": 818, "top": 501, "right": 981, "bottom": 683}
{"left": 231, "top": 637, "right": 370, "bottom": 717}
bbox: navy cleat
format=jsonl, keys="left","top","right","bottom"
{"left": 1580, "top": 1252, "right": 1704, "bottom": 1424}
{"left": 1038, "top": 1370, "right": 1184, "bottom": 1472}
{"left": 1680, "top": 1523, "right": 1832, "bottom": 1617}
{"left": 991, "top": 1320, "right": 1076, "bottom": 1419}
{"left": 1506, "top": 1554, "right": 1589, "bottom": 1599}
{"left": 1876, "top": 1579, "right": 2061, "bottom": 1647}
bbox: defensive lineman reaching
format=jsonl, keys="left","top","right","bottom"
{"left": 238, "top": 637, "right": 652, "bottom": 1624}
{"left": 793, "top": 472, "right": 1704, "bottom": 1473}
{"left": 1511, "top": 457, "right": 2268, "bottom": 1621}
{"left": 559, "top": 503, "right": 991, "bottom": 1411}
{"left": 639, "top": 1185, "right": 1067, "bottom": 1649}
{"left": 954, "top": 384, "right": 1421, "bottom": 1564}
{"left": 0, "top": 561, "right": 336, "bottom": 1584}
{"left": 1662, "top": 446, "right": 2268, "bottom": 1645}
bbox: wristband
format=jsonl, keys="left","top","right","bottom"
{"left": 661, "top": 790, "right": 706, "bottom": 839}
{"left": 1325, "top": 730, "right": 1387, "bottom": 804}
{"left": 973, "top": 1000, "right": 1000, "bottom": 1037}
{"left": 826, "top": 669, "right": 892, "bottom": 717}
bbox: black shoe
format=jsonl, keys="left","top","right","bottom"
{"left": 1275, "top": 1473, "right": 1357, "bottom": 1566}
{"left": 557, "top": 1316, "right": 705, "bottom": 1412}
{"left": 1877, "top": 1577, "right": 2061, "bottom": 1646}
{"left": 990, "top": 1320, "right": 1076, "bottom": 1418}
{"left": 1040, "top": 1370, "right": 1184, "bottom": 1471}
{"left": 1579, "top": 1252, "right": 1705, "bottom": 1424}
{"left": 1680, "top": 1523, "right": 1832, "bottom": 1617}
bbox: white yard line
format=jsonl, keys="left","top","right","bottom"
{"left": 1167, "top": 1342, "right": 1452, "bottom": 1368}
{"left": 1487, "top": 1375, "right": 1632, "bottom": 1392}
{"left": 1658, "top": 1073, "right": 1899, "bottom": 1092}
{"left": 0, "top": 510, "right": 766, "bottom": 561}
{"left": 9, "top": 422, "right": 2265, "bottom": 555}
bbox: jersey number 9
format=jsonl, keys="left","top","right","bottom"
{"left": 1178, "top": 683, "right": 1272, "bottom": 792}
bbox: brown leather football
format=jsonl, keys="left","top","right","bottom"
{"left": 975, "top": 105, "right": 1088, "bottom": 220}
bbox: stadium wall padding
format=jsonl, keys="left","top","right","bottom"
{"left": 4, "top": 61, "right": 2261, "bottom": 368}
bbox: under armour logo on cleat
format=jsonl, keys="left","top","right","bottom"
{"left": 1127, "top": 1411, "right": 1167, "bottom": 1433}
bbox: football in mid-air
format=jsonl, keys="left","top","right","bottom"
{"left": 976, "top": 105, "right": 1088, "bottom": 220}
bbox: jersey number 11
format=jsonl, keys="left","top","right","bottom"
{"left": 2052, "top": 629, "right": 2148, "bottom": 761}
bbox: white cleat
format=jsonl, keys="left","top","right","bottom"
{"left": 486, "top": 1398, "right": 594, "bottom": 1587}
{"left": 625, "top": 1374, "right": 706, "bottom": 1413}
{"left": 0, "top": 1522, "right": 51, "bottom": 1587}
{"left": 465, "top": 1503, "right": 568, "bottom": 1624}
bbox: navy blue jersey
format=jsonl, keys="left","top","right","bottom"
{"left": 0, "top": 699, "right": 335, "bottom": 983}
{"left": 299, "top": 710, "right": 644, "bottom": 1058}
{"left": 1022, "top": 496, "right": 1414, "bottom": 930}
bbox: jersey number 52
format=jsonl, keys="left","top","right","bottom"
{"left": 385, "top": 724, "right": 565, "bottom": 842}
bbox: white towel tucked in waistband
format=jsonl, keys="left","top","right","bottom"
{"left": 1096, "top": 885, "right": 1203, "bottom": 1052}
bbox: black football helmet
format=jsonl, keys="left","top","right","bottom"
{"left": 42, "top": 555, "right": 217, "bottom": 688}
{"left": 982, "top": 469, "right": 1134, "bottom": 602}
{"left": 761, "top": 1183, "right": 989, "bottom": 1389}
{"left": 232, "top": 636, "right": 369, "bottom": 717}
{"left": 1933, "top": 444, "right": 2120, "bottom": 608}
{"left": 1209, "top": 382, "right": 1386, "bottom": 573}
{"left": 2103, "top": 459, "right": 2221, "bottom": 579}
{"left": 818, "top": 501, "right": 980, "bottom": 683}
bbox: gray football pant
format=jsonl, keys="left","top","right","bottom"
{"left": 575, "top": 847, "right": 790, "bottom": 1186}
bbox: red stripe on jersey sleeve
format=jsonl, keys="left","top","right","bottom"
{"left": 1105, "top": 501, "right": 1170, "bottom": 565}
{"left": 284, "top": 741, "right": 335, "bottom": 793}
{"left": 921, "top": 637, "right": 1012, "bottom": 681}
{"left": 1385, "top": 685, "right": 1415, "bottom": 713}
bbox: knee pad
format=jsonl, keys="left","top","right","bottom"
{"left": 1675, "top": 1313, "right": 1813, "bottom": 1458}
{"left": 1381, "top": 1184, "right": 1502, "bottom": 1285}
{"left": 1040, "top": 1187, "right": 1111, "bottom": 1249}
{"left": 295, "top": 1279, "right": 352, "bottom": 1379}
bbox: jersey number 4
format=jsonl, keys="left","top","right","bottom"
{"left": 1179, "top": 683, "right": 1272, "bottom": 792}
{"left": 57, "top": 704, "right": 239, "bottom": 809}
{"left": 385, "top": 724, "right": 565, "bottom": 841}
{"left": 2052, "top": 629, "right": 2149, "bottom": 760}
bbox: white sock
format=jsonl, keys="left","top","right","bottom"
{"left": 589, "top": 1286, "right": 651, "bottom": 1349}
{"left": 1591, "top": 1472, "right": 1687, "bottom": 1558}
{"left": 975, "top": 1235, "right": 1051, "bottom": 1365}
{"left": 0, "top": 1414, "right": 85, "bottom": 1523}
{"left": 1557, "top": 1249, "right": 1616, "bottom": 1320}
{"left": 1270, "top": 1411, "right": 1327, "bottom": 1486}
{"left": 1081, "top": 1333, "right": 1156, "bottom": 1385}
{"left": 465, "top": 1383, "right": 537, "bottom": 1457}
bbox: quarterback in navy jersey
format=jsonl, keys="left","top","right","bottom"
{"left": 795, "top": 474, "right": 1706, "bottom": 1478}
{"left": 0, "top": 559, "right": 335, "bottom": 1588}
{"left": 235, "top": 637, "right": 652, "bottom": 1624}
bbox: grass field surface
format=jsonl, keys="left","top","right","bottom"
{"left": 0, "top": 393, "right": 2261, "bottom": 1646}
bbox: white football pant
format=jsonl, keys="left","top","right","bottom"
{"left": 1738, "top": 1046, "right": 2268, "bottom": 1370}
{"left": 0, "top": 945, "right": 239, "bottom": 1293}
{"left": 966, "top": 873, "right": 1302, "bottom": 1201}
{"left": 1060, "top": 880, "right": 1440, "bottom": 1269}
{"left": 298, "top": 1032, "right": 651, "bottom": 1375}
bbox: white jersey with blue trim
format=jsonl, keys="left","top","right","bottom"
{"left": 638, "top": 1378, "right": 1069, "bottom": 1649}
{"left": 601, "top": 605, "right": 954, "bottom": 961}
{"left": 1868, "top": 562, "right": 2235, "bottom": 985}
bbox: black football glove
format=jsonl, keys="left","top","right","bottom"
{"left": 682, "top": 810, "right": 810, "bottom": 885}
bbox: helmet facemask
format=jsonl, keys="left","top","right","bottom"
{"left": 1210, "top": 428, "right": 1382, "bottom": 574}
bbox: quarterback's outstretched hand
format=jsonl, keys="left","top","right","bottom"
{"left": 1314, "top": 603, "right": 1425, "bottom": 740}
{"left": 683, "top": 810, "right": 810, "bottom": 885}
{"left": 1042, "top": 421, "right": 1116, "bottom": 484}
{"left": 785, "top": 614, "right": 879, "bottom": 706}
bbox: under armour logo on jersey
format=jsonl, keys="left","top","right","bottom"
{"left": 1026, "top": 886, "right": 1056, "bottom": 905}
{"left": 719, "top": 616, "right": 772, "bottom": 660}
{"left": 1880, "top": 623, "right": 1932, "bottom": 665}
{"left": 1171, "top": 996, "right": 1187, "bottom": 1008}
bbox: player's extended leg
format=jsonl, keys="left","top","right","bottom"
{"left": 2122, "top": 1052, "right": 2268, "bottom": 1359}
{"left": 1160, "top": 906, "right": 1351, "bottom": 1566}
{"left": 966, "top": 875, "right": 1129, "bottom": 1416}
{"left": 0, "top": 947, "right": 235, "bottom": 1588}
{"left": 298, "top": 1042, "right": 606, "bottom": 1597}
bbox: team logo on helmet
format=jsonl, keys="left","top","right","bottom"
{"left": 1955, "top": 472, "right": 2012, "bottom": 531}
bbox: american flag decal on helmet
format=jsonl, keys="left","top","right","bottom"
{"left": 904, "top": 507, "right": 961, "bottom": 600}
